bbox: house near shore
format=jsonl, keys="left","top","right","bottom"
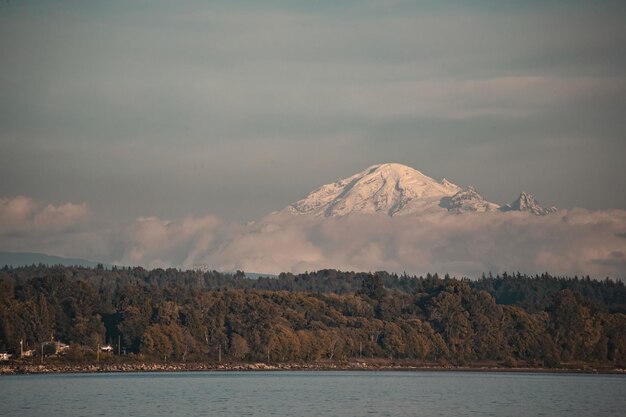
{"left": 20, "top": 340, "right": 35, "bottom": 357}
{"left": 54, "top": 341, "right": 70, "bottom": 353}
{"left": 100, "top": 344, "right": 114, "bottom": 352}
{"left": 0, "top": 352, "right": 12, "bottom": 361}
{"left": 43, "top": 340, "right": 70, "bottom": 355}
{"left": 21, "top": 349, "right": 35, "bottom": 358}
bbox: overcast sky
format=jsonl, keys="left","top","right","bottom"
{"left": 2, "top": 0, "right": 626, "bottom": 223}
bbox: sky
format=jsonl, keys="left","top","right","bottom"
{"left": 1, "top": 1, "right": 626, "bottom": 277}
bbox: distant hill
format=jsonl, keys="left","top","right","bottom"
{"left": 0, "top": 253, "right": 273, "bottom": 275}
{"left": 0, "top": 251, "right": 108, "bottom": 268}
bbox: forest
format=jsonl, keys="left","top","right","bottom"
{"left": 0, "top": 265, "right": 625, "bottom": 368}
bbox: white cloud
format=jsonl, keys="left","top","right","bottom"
{"left": 115, "top": 214, "right": 237, "bottom": 270}
{"left": 0, "top": 196, "right": 118, "bottom": 261}
{"left": 3, "top": 195, "right": 625, "bottom": 279}
{"left": 0, "top": 196, "right": 37, "bottom": 225}
{"left": 117, "top": 209, "right": 626, "bottom": 279}
{"left": 34, "top": 202, "right": 90, "bottom": 228}
{"left": 0, "top": 196, "right": 89, "bottom": 233}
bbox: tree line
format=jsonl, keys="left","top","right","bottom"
{"left": 0, "top": 265, "right": 624, "bottom": 367}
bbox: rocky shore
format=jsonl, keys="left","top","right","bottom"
{"left": 2, "top": 361, "right": 623, "bottom": 375}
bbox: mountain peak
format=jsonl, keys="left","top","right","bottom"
{"left": 359, "top": 163, "right": 431, "bottom": 182}
{"left": 288, "top": 163, "right": 462, "bottom": 217}
{"left": 440, "top": 186, "right": 500, "bottom": 213}
{"left": 367, "top": 162, "right": 423, "bottom": 175}
{"left": 441, "top": 178, "right": 455, "bottom": 188}
{"left": 500, "top": 192, "right": 557, "bottom": 215}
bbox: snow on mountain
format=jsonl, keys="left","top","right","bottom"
{"left": 288, "top": 163, "right": 463, "bottom": 217}
{"left": 500, "top": 192, "right": 558, "bottom": 216}
{"left": 440, "top": 186, "right": 500, "bottom": 213}
{"left": 285, "top": 163, "right": 554, "bottom": 217}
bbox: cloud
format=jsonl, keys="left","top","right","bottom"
{"left": 0, "top": 196, "right": 37, "bottom": 225}
{"left": 114, "top": 214, "right": 238, "bottom": 270}
{"left": 2, "top": 195, "right": 625, "bottom": 279}
{"left": 117, "top": 209, "right": 626, "bottom": 280}
{"left": 0, "top": 196, "right": 114, "bottom": 261}
{"left": 0, "top": 196, "right": 89, "bottom": 233}
{"left": 34, "top": 202, "right": 90, "bottom": 227}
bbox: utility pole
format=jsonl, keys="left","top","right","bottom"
{"left": 118, "top": 335, "right": 121, "bottom": 356}
{"left": 41, "top": 342, "right": 44, "bottom": 365}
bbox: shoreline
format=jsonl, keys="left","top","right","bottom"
{"left": 2, "top": 361, "right": 624, "bottom": 376}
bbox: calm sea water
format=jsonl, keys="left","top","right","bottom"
{"left": 0, "top": 371, "right": 624, "bottom": 417}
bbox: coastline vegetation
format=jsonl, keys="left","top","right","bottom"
{"left": 1, "top": 265, "right": 624, "bottom": 372}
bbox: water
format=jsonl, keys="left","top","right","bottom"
{"left": 0, "top": 371, "right": 624, "bottom": 417}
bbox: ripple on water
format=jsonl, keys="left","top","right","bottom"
{"left": 0, "top": 371, "right": 625, "bottom": 417}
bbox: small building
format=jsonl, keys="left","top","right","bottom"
{"left": 43, "top": 340, "right": 70, "bottom": 355}
{"left": 55, "top": 341, "right": 70, "bottom": 353}
{"left": 20, "top": 340, "right": 35, "bottom": 357}
{"left": 100, "top": 345, "right": 114, "bottom": 352}
{"left": 0, "top": 352, "right": 12, "bottom": 361}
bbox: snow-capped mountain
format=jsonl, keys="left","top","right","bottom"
{"left": 288, "top": 163, "right": 464, "bottom": 217}
{"left": 286, "top": 163, "right": 556, "bottom": 217}
{"left": 500, "top": 192, "right": 558, "bottom": 216}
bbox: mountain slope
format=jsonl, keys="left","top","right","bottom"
{"left": 440, "top": 186, "right": 500, "bottom": 213}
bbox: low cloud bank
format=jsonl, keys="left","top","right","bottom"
{"left": 0, "top": 196, "right": 88, "bottom": 232}
{"left": 120, "top": 209, "right": 626, "bottom": 279}
{"left": 0, "top": 196, "right": 113, "bottom": 261}
{"left": 1, "top": 195, "right": 625, "bottom": 279}
{"left": 115, "top": 215, "right": 239, "bottom": 270}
